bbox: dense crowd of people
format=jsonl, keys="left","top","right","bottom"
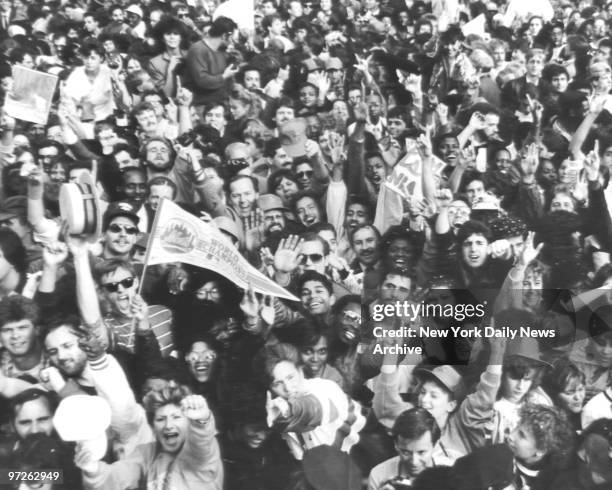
{"left": 1, "top": 0, "right": 612, "bottom": 488}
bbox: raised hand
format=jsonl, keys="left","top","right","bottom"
{"left": 40, "top": 366, "right": 66, "bottom": 393}
{"left": 584, "top": 140, "right": 601, "bottom": 182}
{"left": 273, "top": 235, "right": 304, "bottom": 273}
{"left": 244, "top": 209, "right": 264, "bottom": 252}
{"left": 433, "top": 188, "right": 453, "bottom": 210}
{"left": 458, "top": 146, "right": 476, "bottom": 169}
{"left": 469, "top": 111, "right": 487, "bottom": 131}
{"left": 167, "top": 265, "right": 189, "bottom": 295}
{"left": 260, "top": 295, "right": 275, "bottom": 326}
{"left": 181, "top": 394, "right": 211, "bottom": 421}
{"left": 239, "top": 282, "right": 259, "bottom": 318}
{"left": 42, "top": 242, "right": 69, "bottom": 268}
{"left": 353, "top": 101, "right": 368, "bottom": 122}
{"left": 572, "top": 172, "right": 589, "bottom": 202}
{"left": 130, "top": 294, "right": 149, "bottom": 332}
{"left": 328, "top": 132, "right": 346, "bottom": 165}
{"left": 304, "top": 139, "right": 321, "bottom": 159}
{"left": 416, "top": 129, "right": 433, "bottom": 159}
{"left": 488, "top": 239, "right": 511, "bottom": 260}
{"left": 266, "top": 390, "right": 290, "bottom": 427}
{"left": 520, "top": 143, "right": 539, "bottom": 179}
{"left": 74, "top": 442, "right": 101, "bottom": 475}
{"left": 518, "top": 231, "right": 544, "bottom": 267}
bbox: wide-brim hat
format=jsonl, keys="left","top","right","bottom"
{"left": 59, "top": 170, "right": 101, "bottom": 243}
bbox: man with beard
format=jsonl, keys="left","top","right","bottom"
{"left": 42, "top": 318, "right": 93, "bottom": 395}
{"left": 116, "top": 167, "right": 148, "bottom": 232}
{"left": 141, "top": 137, "right": 175, "bottom": 179}
{"left": 258, "top": 194, "right": 287, "bottom": 235}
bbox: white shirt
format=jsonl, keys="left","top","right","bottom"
{"left": 64, "top": 65, "right": 115, "bottom": 122}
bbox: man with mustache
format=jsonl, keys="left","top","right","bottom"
{"left": 258, "top": 194, "right": 287, "bottom": 235}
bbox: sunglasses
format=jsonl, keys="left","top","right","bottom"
{"left": 101, "top": 276, "right": 135, "bottom": 293}
{"left": 296, "top": 170, "right": 314, "bottom": 178}
{"left": 108, "top": 224, "right": 139, "bottom": 235}
{"left": 301, "top": 253, "right": 323, "bottom": 264}
{"left": 228, "top": 158, "right": 249, "bottom": 167}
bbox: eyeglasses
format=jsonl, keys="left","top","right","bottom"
{"left": 101, "top": 276, "right": 135, "bottom": 293}
{"left": 107, "top": 224, "right": 139, "bottom": 235}
{"left": 228, "top": 158, "right": 249, "bottom": 167}
{"left": 296, "top": 171, "right": 313, "bottom": 179}
{"left": 186, "top": 350, "right": 217, "bottom": 362}
{"left": 301, "top": 253, "right": 323, "bottom": 264}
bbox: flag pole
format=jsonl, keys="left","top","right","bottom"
{"left": 136, "top": 197, "right": 166, "bottom": 296}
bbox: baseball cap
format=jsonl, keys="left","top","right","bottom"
{"left": 279, "top": 118, "right": 308, "bottom": 158}
{"left": 103, "top": 201, "right": 140, "bottom": 230}
{"left": 325, "top": 57, "right": 343, "bottom": 71}
{"left": 258, "top": 194, "right": 288, "bottom": 213}
{"left": 0, "top": 196, "right": 27, "bottom": 221}
{"left": 505, "top": 337, "right": 552, "bottom": 368}
{"left": 126, "top": 4, "right": 143, "bottom": 17}
{"left": 415, "top": 365, "right": 466, "bottom": 399}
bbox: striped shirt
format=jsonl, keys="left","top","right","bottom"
{"left": 105, "top": 305, "right": 174, "bottom": 357}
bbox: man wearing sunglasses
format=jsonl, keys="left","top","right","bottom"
{"left": 100, "top": 201, "right": 140, "bottom": 262}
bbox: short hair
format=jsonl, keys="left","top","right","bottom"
{"left": 296, "top": 270, "right": 333, "bottom": 295}
{"left": 208, "top": 16, "right": 238, "bottom": 37}
{"left": 456, "top": 220, "right": 492, "bottom": 245}
{"left": 391, "top": 407, "right": 441, "bottom": 443}
{"left": 268, "top": 169, "right": 297, "bottom": 192}
{"left": 132, "top": 101, "right": 157, "bottom": 118}
{"left": 380, "top": 266, "right": 413, "bottom": 287}
{"left": 503, "top": 355, "right": 545, "bottom": 389}
{"left": 310, "top": 222, "right": 336, "bottom": 236}
{"left": 299, "top": 231, "right": 330, "bottom": 256}
{"left": 518, "top": 404, "right": 573, "bottom": 454}
{"left": 227, "top": 174, "right": 259, "bottom": 193}
{"left": 93, "top": 258, "right": 136, "bottom": 284}
{"left": 348, "top": 224, "right": 381, "bottom": 247}
{"left": 142, "top": 381, "right": 192, "bottom": 424}
{"left": 147, "top": 176, "right": 177, "bottom": 197}
{"left": 0, "top": 295, "right": 39, "bottom": 329}
{"left": 9, "top": 388, "right": 57, "bottom": 422}
{"left": 79, "top": 41, "right": 104, "bottom": 58}
{"left": 346, "top": 195, "right": 373, "bottom": 220}
{"left": 292, "top": 190, "right": 322, "bottom": 213}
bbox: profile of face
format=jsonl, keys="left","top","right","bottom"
{"left": 44, "top": 325, "right": 87, "bottom": 378}
{"left": 229, "top": 177, "right": 258, "bottom": 218}
{"left": 395, "top": 432, "right": 434, "bottom": 477}
{"left": 366, "top": 155, "right": 387, "bottom": 188}
{"left": 229, "top": 98, "right": 249, "bottom": 121}
{"left": 417, "top": 380, "right": 456, "bottom": 423}
{"left": 153, "top": 403, "right": 189, "bottom": 454}
{"left": 300, "top": 279, "right": 335, "bottom": 315}
{"left": 501, "top": 367, "right": 536, "bottom": 403}
{"left": 0, "top": 320, "right": 38, "bottom": 358}
{"left": 296, "top": 196, "right": 321, "bottom": 227}
{"left": 271, "top": 360, "right": 303, "bottom": 399}
{"left": 100, "top": 265, "right": 138, "bottom": 316}
{"left": 507, "top": 422, "right": 543, "bottom": 464}
{"left": 300, "top": 336, "right": 329, "bottom": 378}
{"left": 13, "top": 398, "right": 54, "bottom": 440}
{"left": 461, "top": 233, "right": 488, "bottom": 268}
{"left": 186, "top": 341, "right": 217, "bottom": 383}
{"left": 379, "top": 273, "right": 411, "bottom": 304}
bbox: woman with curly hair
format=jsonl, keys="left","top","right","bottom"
{"left": 74, "top": 382, "right": 223, "bottom": 489}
